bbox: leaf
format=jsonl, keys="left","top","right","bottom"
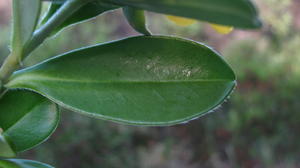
{"left": 41, "top": 1, "right": 119, "bottom": 35}
{"left": 12, "top": 0, "right": 41, "bottom": 53}
{"left": 101, "top": 0, "right": 261, "bottom": 29}
{"left": 123, "top": 7, "right": 151, "bottom": 35}
{"left": 6, "top": 36, "right": 236, "bottom": 126}
{"left": 0, "top": 90, "right": 60, "bottom": 152}
{"left": 0, "top": 134, "right": 16, "bottom": 158}
{"left": 0, "top": 159, "right": 54, "bottom": 168}
{"left": 42, "top": 0, "right": 65, "bottom": 3}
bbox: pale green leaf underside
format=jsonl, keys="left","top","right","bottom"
{"left": 0, "top": 90, "right": 60, "bottom": 152}
{"left": 12, "top": 0, "right": 41, "bottom": 51}
{"left": 0, "top": 159, "right": 54, "bottom": 168}
{"left": 7, "top": 36, "right": 236, "bottom": 126}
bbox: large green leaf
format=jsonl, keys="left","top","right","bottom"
{"left": 0, "top": 90, "right": 60, "bottom": 152}
{"left": 41, "top": 1, "right": 119, "bottom": 35}
{"left": 101, "top": 0, "right": 261, "bottom": 29}
{"left": 6, "top": 36, "right": 236, "bottom": 126}
{"left": 12, "top": 0, "right": 41, "bottom": 53}
{"left": 0, "top": 159, "right": 53, "bottom": 168}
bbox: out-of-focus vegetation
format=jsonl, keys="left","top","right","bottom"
{"left": 1, "top": 0, "right": 300, "bottom": 167}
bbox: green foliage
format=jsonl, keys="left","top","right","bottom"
{"left": 101, "top": 0, "right": 261, "bottom": 28}
{"left": 11, "top": 0, "right": 41, "bottom": 54}
{"left": 41, "top": 1, "right": 118, "bottom": 35}
{"left": 0, "top": 159, "right": 54, "bottom": 168}
{"left": 0, "top": 28, "right": 10, "bottom": 63}
{"left": 0, "top": 0, "right": 262, "bottom": 166}
{"left": 123, "top": 7, "right": 150, "bottom": 35}
{"left": 0, "top": 90, "right": 59, "bottom": 152}
{"left": 7, "top": 36, "right": 235, "bottom": 125}
{"left": 0, "top": 134, "right": 16, "bottom": 158}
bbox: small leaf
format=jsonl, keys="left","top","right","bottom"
{"left": 0, "top": 90, "right": 60, "bottom": 152}
{"left": 101, "top": 0, "right": 261, "bottom": 29}
{"left": 41, "top": 3, "right": 60, "bottom": 24}
{"left": 123, "top": 7, "right": 151, "bottom": 35}
{"left": 12, "top": 0, "right": 41, "bottom": 53}
{"left": 42, "top": 1, "right": 119, "bottom": 35}
{"left": 7, "top": 36, "right": 236, "bottom": 126}
{"left": 0, "top": 159, "right": 54, "bottom": 168}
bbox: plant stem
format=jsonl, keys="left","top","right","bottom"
{"left": 24, "top": 0, "right": 89, "bottom": 56}
{"left": 0, "top": 0, "right": 89, "bottom": 91}
{"left": 0, "top": 52, "right": 19, "bottom": 84}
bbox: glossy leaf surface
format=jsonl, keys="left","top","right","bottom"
{"left": 0, "top": 90, "right": 59, "bottom": 152}
{"left": 101, "top": 0, "right": 261, "bottom": 29}
{"left": 7, "top": 36, "right": 236, "bottom": 126}
{"left": 0, "top": 159, "right": 53, "bottom": 168}
{"left": 123, "top": 7, "right": 151, "bottom": 35}
{"left": 12, "top": 0, "right": 41, "bottom": 52}
{"left": 42, "top": 1, "right": 118, "bottom": 34}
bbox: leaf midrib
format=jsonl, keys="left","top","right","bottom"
{"left": 8, "top": 73, "right": 235, "bottom": 87}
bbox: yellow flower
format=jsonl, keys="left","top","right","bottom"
{"left": 166, "top": 15, "right": 233, "bottom": 34}
{"left": 166, "top": 15, "right": 197, "bottom": 26}
{"left": 210, "top": 24, "right": 234, "bottom": 34}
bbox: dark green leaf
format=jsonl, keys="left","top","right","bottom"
{"left": 42, "top": 1, "right": 119, "bottom": 35}
{"left": 7, "top": 36, "right": 236, "bottom": 126}
{"left": 123, "top": 7, "right": 151, "bottom": 35}
{"left": 0, "top": 90, "right": 60, "bottom": 152}
{"left": 0, "top": 159, "right": 53, "bottom": 168}
{"left": 101, "top": 0, "right": 261, "bottom": 29}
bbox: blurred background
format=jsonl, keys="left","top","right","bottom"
{"left": 1, "top": 0, "right": 300, "bottom": 167}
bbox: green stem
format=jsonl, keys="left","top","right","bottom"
{"left": 24, "top": 0, "right": 89, "bottom": 56}
{"left": 0, "top": 52, "right": 19, "bottom": 84}
{"left": 0, "top": 0, "right": 89, "bottom": 92}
